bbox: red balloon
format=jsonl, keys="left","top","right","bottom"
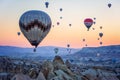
{"left": 84, "top": 18, "right": 93, "bottom": 31}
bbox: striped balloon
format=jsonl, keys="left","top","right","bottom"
{"left": 19, "top": 10, "right": 52, "bottom": 48}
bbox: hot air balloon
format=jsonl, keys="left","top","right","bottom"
{"left": 83, "top": 39, "right": 85, "bottom": 42}
{"left": 92, "top": 28, "right": 95, "bottom": 30}
{"left": 54, "top": 48, "right": 59, "bottom": 54}
{"left": 93, "top": 21, "right": 96, "bottom": 25}
{"left": 19, "top": 10, "right": 52, "bottom": 52}
{"left": 97, "top": 53, "right": 100, "bottom": 57}
{"left": 33, "top": 48, "right": 36, "bottom": 52}
{"left": 100, "top": 42, "right": 102, "bottom": 45}
{"left": 67, "top": 44, "right": 70, "bottom": 48}
{"left": 57, "top": 22, "right": 60, "bottom": 25}
{"left": 67, "top": 44, "right": 70, "bottom": 51}
{"left": 85, "top": 44, "right": 88, "bottom": 47}
{"left": 108, "top": 3, "right": 112, "bottom": 8}
{"left": 17, "top": 32, "right": 21, "bottom": 36}
{"left": 98, "top": 38, "right": 100, "bottom": 40}
{"left": 45, "top": 2, "right": 49, "bottom": 8}
{"left": 99, "top": 32, "right": 103, "bottom": 38}
{"left": 84, "top": 18, "right": 93, "bottom": 31}
{"left": 93, "top": 17, "right": 96, "bottom": 20}
{"left": 60, "top": 16, "right": 62, "bottom": 19}
{"left": 60, "top": 8, "right": 63, "bottom": 11}
{"left": 69, "top": 24, "right": 72, "bottom": 27}
{"left": 100, "top": 26, "right": 102, "bottom": 29}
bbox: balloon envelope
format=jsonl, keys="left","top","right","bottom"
{"left": 99, "top": 32, "right": 103, "bottom": 38}
{"left": 93, "top": 17, "right": 96, "bottom": 20}
{"left": 93, "top": 22, "right": 96, "bottom": 24}
{"left": 57, "top": 22, "right": 60, "bottom": 25}
{"left": 85, "top": 44, "right": 88, "bottom": 47}
{"left": 98, "top": 38, "right": 100, "bottom": 40}
{"left": 92, "top": 28, "right": 95, "bottom": 30}
{"left": 108, "top": 3, "right": 112, "bottom": 8}
{"left": 100, "top": 42, "right": 103, "bottom": 45}
{"left": 67, "top": 44, "right": 70, "bottom": 48}
{"left": 83, "top": 39, "right": 85, "bottom": 42}
{"left": 60, "top": 8, "right": 63, "bottom": 11}
{"left": 45, "top": 2, "right": 49, "bottom": 8}
{"left": 60, "top": 16, "right": 62, "bottom": 19}
{"left": 67, "top": 44, "right": 70, "bottom": 51}
{"left": 17, "top": 32, "right": 21, "bottom": 36}
{"left": 19, "top": 10, "right": 52, "bottom": 48}
{"left": 69, "top": 24, "right": 72, "bottom": 27}
{"left": 100, "top": 26, "right": 102, "bottom": 29}
{"left": 84, "top": 18, "right": 93, "bottom": 31}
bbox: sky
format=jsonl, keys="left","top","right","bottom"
{"left": 0, "top": 0, "right": 120, "bottom": 48}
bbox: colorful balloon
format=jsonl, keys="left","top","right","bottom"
{"left": 84, "top": 18, "right": 93, "bottom": 31}
{"left": 19, "top": 10, "right": 52, "bottom": 52}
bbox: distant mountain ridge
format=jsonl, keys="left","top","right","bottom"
{"left": 67, "top": 45, "right": 120, "bottom": 59}
{"left": 0, "top": 45, "right": 120, "bottom": 59}
{"left": 0, "top": 46, "right": 80, "bottom": 58}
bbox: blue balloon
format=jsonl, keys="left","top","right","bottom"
{"left": 45, "top": 2, "right": 49, "bottom": 8}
